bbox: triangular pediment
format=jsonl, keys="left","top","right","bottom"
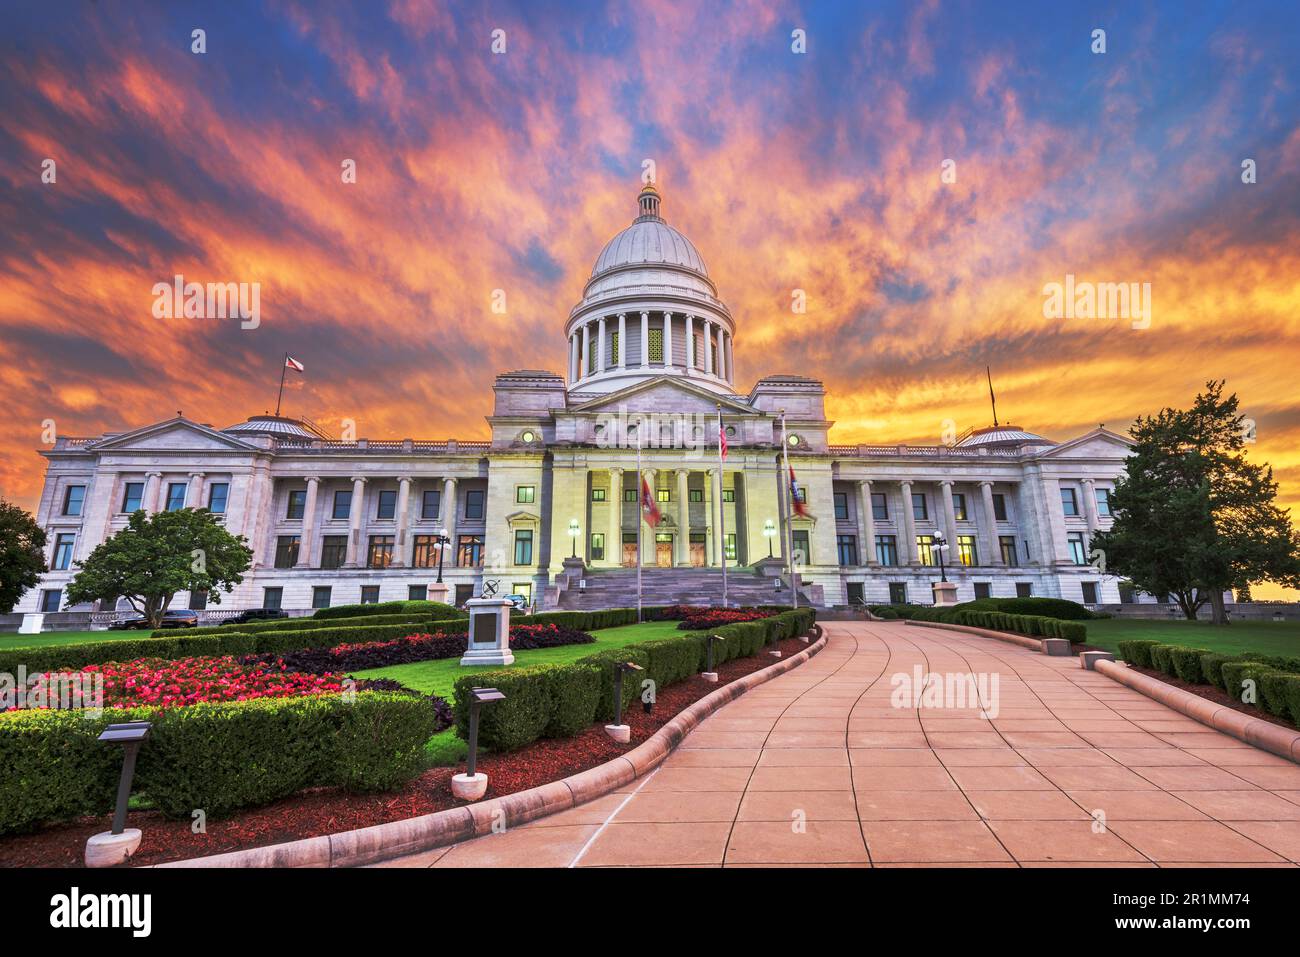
{"left": 1035, "top": 428, "right": 1132, "bottom": 460}
{"left": 89, "top": 417, "right": 261, "bottom": 453}
{"left": 570, "top": 377, "right": 756, "bottom": 416}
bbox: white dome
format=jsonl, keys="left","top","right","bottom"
{"left": 591, "top": 219, "right": 709, "bottom": 279}
{"left": 957, "top": 425, "right": 1055, "bottom": 448}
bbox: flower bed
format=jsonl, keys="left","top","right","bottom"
{"left": 655, "top": 604, "right": 775, "bottom": 631}
{"left": 240, "top": 623, "right": 594, "bottom": 675}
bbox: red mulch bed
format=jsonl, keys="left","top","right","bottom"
{"left": 1126, "top": 664, "right": 1300, "bottom": 732}
{"left": 0, "top": 634, "right": 815, "bottom": 868}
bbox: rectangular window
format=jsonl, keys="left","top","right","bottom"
{"left": 912, "top": 493, "right": 928, "bottom": 521}
{"left": 610, "top": 330, "right": 619, "bottom": 365}
{"left": 312, "top": 586, "right": 332, "bottom": 609}
{"left": 973, "top": 582, "right": 991, "bottom": 600}
{"left": 916, "top": 534, "right": 935, "bottom": 567}
{"left": 263, "top": 587, "right": 283, "bottom": 611}
{"left": 421, "top": 489, "right": 440, "bottom": 520}
{"left": 121, "top": 482, "right": 144, "bottom": 513}
{"left": 465, "top": 489, "right": 485, "bottom": 520}
{"left": 412, "top": 535, "right": 438, "bottom": 568}
{"left": 166, "top": 482, "right": 187, "bottom": 511}
{"left": 409, "top": 584, "right": 428, "bottom": 602}
{"left": 376, "top": 489, "right": 397, "bottom": 520}
{"left": 513, "top": 529, "right": 533, "bottom": 565}
{"left": 1067, "top": 532, "right": 1088, "bottom": 566}
{"left": 274, "top": 535, "right": 300, "bottom": 568}
{"left": 952, "top": 493, "right": 967, "bottom": 521}
{"left": 833, "top": 492, "right": 849, "bottom": 520}
{"left": 656, "top": 488, "right": 670, "bottom": 503}
{"left": 957, "top": 534, "right": 978, "bottom": 566}
{"left": 368, "top": 535, "right": 395, "bottom": 568}
{"left": 457, "top": 534, "right": 484, "bottom": 567}
{"left": 722, "top": 488, "right": 735, "bottom": 503}
{"left": 992, "top": 493, "right": 1008, "bottom": 521}
{"left": 360, "top": 586, "right": 380, "bottom": 604}
{"left": 836, "top": 534, "right": 858, "bottom": 566}
{"left": 320, "top": 535, "right": 347, "bottom": 569}
{"left": 52, "top": 533, "right": 75, "bottom": 570}
{"left": 1016, "top": 582, "right": 1033, "bottom": 598}
{"left": 332, "top": 490, "right": 352, "bottom": 520}
{"left": 516, "top": 485, "right": 535, "bottom": 504}
{"left": 689, "top": 489, "right": 703, "bottom": 503}
{"left": 624, "top": 488, "right": 638, "bottom": 502}
{"left": 39, "top": 588, "right": 63, "bottom": 613}
{"left": 792, "top": 530, "right": 810, "bottom": 565}
{"left": 286, "top": 489, "right": 307, "bottom": 520}
{"left": 590, "top": 487, "right": 606, "bottom": 502}
{"left": 724, "top": 533, "right": 737, "bottom": 561}
{"left": 648, "top": 327, "right": 664, "bottom": 362}
{"left": 871, "top": 492, "right": 888, "bottom": 521}
{"left": 590, "top": 532, "right": 605, "bottom": 561}
{"left": 999, "top": 535, "right": 1018, "bottom": 567}
{"left": 875, "top": 535, "right": 898, "bottom": 566}
{"left": 1060, "top": 487, "right": 1079, "bottom": 517}
{"left": 888, "top": 582, "right": 908, "bottom": 605}
{"left": 1081, "top": 581, "right": 1099, "bottom": 604}
{"left": 62, "top": 485, "right": 85, "bottom": 516}
{"left": 1095, "top": 488, "right": 1112, "bottom": 517}
{"left": 207, "top": 482, "right": 229, "bottom": 514}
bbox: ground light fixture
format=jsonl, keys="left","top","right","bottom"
{"left": 568, "top": 518, "right": 580, "bottom": 557}
{"left": 452, "top": 687, "right": 505, "bottom": 801}
{"left": 763, "top": 519, "right": 776, "bottom": 557}
{"left": 605, "top": 661, "right": 643, "bottom": 742}
{"left": 85, "top": 720, "right": 151, "bottom": 867}
{"left": 702, "top": 633, "right": 725, "bottom": 682}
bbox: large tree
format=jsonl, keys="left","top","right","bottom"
{"left": 1092, "top": 381, "right": 1300, "bottom": 624}
{"left": 65, "top": 508, "right": 253, "bottom": 628}
{"left": 0, "top": 499, "right": 47, "bottom": 614}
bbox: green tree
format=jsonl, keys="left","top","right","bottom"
{"left": 65, "top": 508, "right": 253, "bottom": 628}
{"left": 0, "top": 499, "right": 47, "bottom": 613}
{"left": 1091, "top": 381, "right": 1300, "bottom": 624}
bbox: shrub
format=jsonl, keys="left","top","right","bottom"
{"left": 1258, "top": 672, "right": 1294, "bottom": 719}
{"left": 639, "top": 637, "right": 704, "bottom": 689}
{"left": 451, "top": 666, "right": 556, "bottom": 751}
{"left": 1282, "top": 676, "right": 1300, "bottom": 728}
{"left": 1221, "top": 662, "right": 1274, "bottom": 707}
{"left": 540, "top": 664, "right": 603, "bottom": 738}
{"left": 1149, "top": 644, "right": 1175, "bottom": 676}
{"left": 1058, "top": 621, "right": 1088, "bottom": 643}
{"left": 1168, "top": 646, "right": 1210, "bottom": 684}
{"left": 952, "top": 597, "right": 1096, "bottom": 620}
{"left": 578, "top": 646, "right": 654, "bottom": 721}
{"left": 1116, "top": 639, "right": 1161, "bottom": 668}
{"left": 171, "top": 610, "right": 449, "bottom": 638}
{"left": 312, "top": 600, "right": 466, "bottom": 620}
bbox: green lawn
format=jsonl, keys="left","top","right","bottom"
{"left": 1085, "top": 617, "right": 1300, "bottom": 658}
{"left": 354, "top": 619, "right": 685, "bottom": 766}
{"left": 0, "top": 629, "right": 154, "bottom": 649}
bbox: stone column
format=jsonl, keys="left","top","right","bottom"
{"left": 569, "top": 333, "right": 579, "bottom": 383}
{"left": 716, "top": 324, "right": 726, "bottom": 379}
{"left": 675, "top": 469, "right": 690, "bottom": 565}
{"left": 685, "top": 315, "right": 695, "bottom": 371}
{"left": 617, "top": 313, "right": 626, "bottom": 368}
{"left": 979, "top": 480, "right": 1002, "bottom": 566}
{"left": 641, "top": 468, "right": 657, "bottom": 563}
{"left": 607, "top": 467, "right": 623, "bottom": 568}
{"left": 1081, "top": 478, "right": 1100, "bottom": 535}
{"left": 703, "top": 319, "right": 715, "bottom": 375}
{"left": 663, "top": 312, "right": 673, "bottom": 367}
{"left": 858, "top": 480, "right": 878, "bottom": 566}
{"left": 344, "top": 476, "right": 367, "bottom": 567}
{"left": 442, "top": 477, "right": 458, "bottom": 556}
{"left": 940, "top": 480, "right": 960, "bottom": 563}
{"left": 393, "top": 476, "right": 412, "bottom": 566}
{"left": 1039, "top": 475, "right": 1072, "bottom": 564}
{"left": 726, "top": 333, "right": 734, "bottom": 383}
{"left": 597, "top": 317, "right": 607, "bottom": 373}
{"left": 899, "top": 480, "right": 918, "bottom": 564}
{"left": 186, "top": 471, "right": 205, "bottom": 508}
{"left": 581, "top": 323, "right": 590, "bottom": 379}
{"left": 295, "top": 476, "right": 319, "bottom": 568}
{"left": 640, "top": 311, "right": 650, "bottom": 366}
{"left": 143, "top": 471, "right": 163, "bottom": 514}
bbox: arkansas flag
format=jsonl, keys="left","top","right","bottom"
{"left": 285, "top": 355, "right": 305, "bottom": 372}
{"left": 641, "top": 475, "right": 661, "bottom": 527}
{"left": 789, "top": 465, "right": 810, "bottom": 518}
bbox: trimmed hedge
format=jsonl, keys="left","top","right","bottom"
{"left": 1167, "top": 646, "right": 1207, "bottom": 684}
{"left": 953, "top": 597, "right": 1098, "bottom": 620}
{"left": 312, "top": 599, "right": 464, "bottom": 620}
{"left": 1117, "top": 640, "right": 1161, "bottom": 668}
{"left": 0, "top": 691, "right": 439, "bottom": 835}
{"left": 882, "top": 606, "right": 1087, "bottom": 643}
{"left": 164, "top": 609, "right": 457, "bottom": 638}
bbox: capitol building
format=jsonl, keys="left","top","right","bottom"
{"left": 20, "top": 183, "right": 1134, "bottom": 619}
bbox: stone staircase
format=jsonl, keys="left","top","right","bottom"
{"left": 550, "top": 565, "right": 814, "bottom": 610}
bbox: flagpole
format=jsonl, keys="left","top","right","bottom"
{"left": 274, "top": 353, "right": 289, "bottom": 417}
{"left": 780, "top": 410, "right": 799, "bottom": 610}
{"left": 636, "top": 426, "right": 643, "bottom": 623}
{"left": 717, "top": 404, "right": 728, "bottom": 608}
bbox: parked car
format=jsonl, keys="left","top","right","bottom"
{"left": 109, "top": 608, "right": 200, "bottom": 630}
{"left": 503, "top": 594, "right": 530, "bottom": 612}
{"left": 219, "top": 608, "right": 291, "bottom": 627}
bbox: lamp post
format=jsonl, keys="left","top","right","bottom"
{"left": 763, "top": 519, "right": 776, "bottom": 558}
{"left": 433, "top": 527, "right": 450, "bottom": 584}
{"left": 568, "top": 518, "right": 580, "bottom": 558}
{"left": 930, "top": 531, "right": 959, "bottom": 607}
{"left": 605, "top": 661, "right": 644, "bottom": 742}
{"left": 86, "top": 721, "right": 151, "bottom": 867}
{"left": 932, "top": 532, "right": 949, "bottom": 583}
{"left": 452, "top": 687, "right": 505, "bottom": 800}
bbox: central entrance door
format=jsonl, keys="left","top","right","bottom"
{"left": 655, "top": 533, "right": 673, "bottom": 567}
{"left": 622, "top": 534, "right": 638, "bottom": 567}
{"left": 690, "top": 533, "right": 706, "bottom": 567}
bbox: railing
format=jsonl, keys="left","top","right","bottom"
{"left": 273, "top": 439, "right": 491, "bottom": 454}
{"left": 826, "top": 444, "right": 1020, "bottom": 457}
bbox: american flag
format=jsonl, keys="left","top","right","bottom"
{"left": 789, "top": 464, "right": 810, "bottom": 518}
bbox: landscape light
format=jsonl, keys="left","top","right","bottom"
{"left": 452, "top": 687, "right": 505, "bottom": 801}
{"left": 702, "top": 633, "right": 725, "bottom": 682}
{"left": 85, "top": 720, "right": 152, "bottom": 867}
{"left": 605, "top": 661, "right": 644, "bottom": 741}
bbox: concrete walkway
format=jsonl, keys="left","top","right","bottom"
{"left": 379, "top": 621, "right": 1300, "bottom": 867}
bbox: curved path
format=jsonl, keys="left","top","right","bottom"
{"left": 379, "top": 621, "right": 1300, "bottom": 867}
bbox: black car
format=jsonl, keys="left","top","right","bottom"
{"left": 219, "top": 608, "right": 291, "bottom": 626}
{"left": 109, "top": 608, "right": 200, "bottom": 630}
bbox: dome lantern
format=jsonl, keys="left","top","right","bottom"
{"left": 636, "top": 182, "right": 662, "bottom": 222}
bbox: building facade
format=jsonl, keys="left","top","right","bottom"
{"left": 19, "top": 183, "right": 1135, "bottom": 619}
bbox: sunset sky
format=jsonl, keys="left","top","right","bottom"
{"left": 2, "top": 1, "right": 1298, "bottom": 596}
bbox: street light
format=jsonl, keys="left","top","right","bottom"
{"left": 86, "top": 721, "right": 151, "bottom": 867}
{"left": 763, "top": 519, "right": 776, "bottom": 558}
{"left": 432, "top": 527, "right": 451, "bottom": 584}
{"left": 932, "top": 532, "right": 949, "bottom": 583}
{"left": 452, "top": 687, "right": 505, "bottom": 801}
{"left": 568, "top": 518, "right": 580, "bottom": 558}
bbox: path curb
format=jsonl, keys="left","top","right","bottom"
{"left": 155, "top": 630, "right": 829, "bottom": 869}
{"left": 1094, "top": 659, "right": 1300, "bottom": 765}
{"left": 903, "top": 618, "right": 1045, "bottom": 652}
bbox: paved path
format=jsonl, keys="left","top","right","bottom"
{"left": 379, "top": 621, "right": 1300, "bottom": 867}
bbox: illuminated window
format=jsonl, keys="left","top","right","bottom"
{"left": 648, "top": 328, "right": 663, "bottom": 362}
